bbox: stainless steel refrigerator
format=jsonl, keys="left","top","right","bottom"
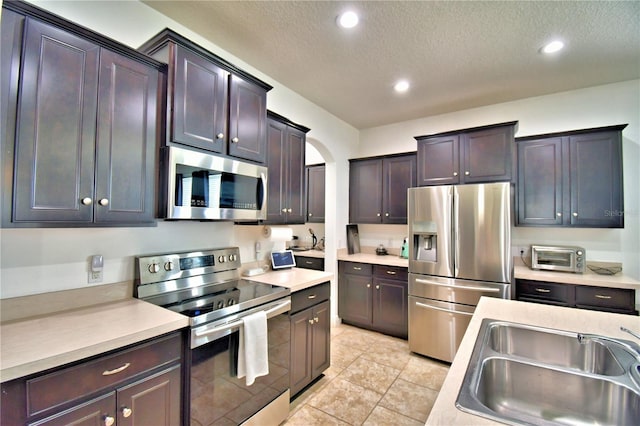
{"left": 408, "top": 182, "right": 512, "bottom": 362}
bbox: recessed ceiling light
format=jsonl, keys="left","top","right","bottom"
{"left": 541, "top": 40, "right": 564, "bottom": 54}
{"left": 337, "top": 11, "right": 359, "bottom": 29}
{"left": 394, "top": 80, "right": 410, "bottom": 93}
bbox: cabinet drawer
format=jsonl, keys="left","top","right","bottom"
{"left": 575, "top": 286, "right": 635, "bottom": 313}
{"left": 339, "top": 261, "right": 372, "bottom": 276}
{"left": 373, "top": 265, "right": 408, "bottom": 281}
{"left": 26, "top": 332, "right": 182, "bottom": 416}
{"left": 516, "top": 280, "right": 572, "bottom": 304}
{"left": 291, "top": 282, "right": 330, "bottom": 314}
{"left": 296, "top": 256, "right": 324, "bottom": 271}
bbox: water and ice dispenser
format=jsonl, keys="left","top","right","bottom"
{"left": 413, "top": 233, "right": 437, "bottom": 262}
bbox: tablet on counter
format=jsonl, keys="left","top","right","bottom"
{"left": 270, "top": 250, "right": 296, "bottom": 270}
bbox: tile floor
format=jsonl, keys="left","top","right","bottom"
{"left": 283, "top": 323, "right": 450, "bottom": 425}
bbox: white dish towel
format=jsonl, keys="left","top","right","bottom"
{"left": 237, "top": 310, "right": 269, "bottom": 386}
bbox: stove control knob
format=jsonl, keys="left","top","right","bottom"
{"left": 217, "top": 301, "right": 224, "bottom": 309}
{"left": 218, "top": 255, "right": 226, "bottom": 263}
{"left": 164, "top": 261, "right": 174, "bottom": 271}
{"left": 227, "top": 299, "right": 235, "bottom": 306}
{"left": 229, "top": 254, "right": 237, "bottom": 262}
{"left": 148, "top": 263, "right": 160, "bottom": 273}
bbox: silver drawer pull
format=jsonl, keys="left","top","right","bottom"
{"left": 305, "top": 261, "right": 314, "bottom": 265}
{"left": 307, "top": 294, "right": 317, "bottom": 299}
{"left": 353, "top": 267, "right": 362, "bottom": 270}
{"left": 104, "top": 415, "right": 115, "bottom": 426}
{"left": 535, "top": 288, "right": 551, "bottom": 293}
{"left": 595, "top": 294, "right": 612, "bottom": 299}
{"left": 415, "top": 301, "right": 473, "bottom": 316}
{"left": 386, "top": 270, "right": 397, "bottom": 275}
{"left": 102, "top": 363, "right": 130, "bottom": 376}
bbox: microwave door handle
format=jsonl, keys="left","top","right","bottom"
{"left": 258, "top": 172, "right": 267, "bottom": 210}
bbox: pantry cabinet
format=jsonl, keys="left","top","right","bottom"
{"left": 516, "top": 125, "right": 626, "bottom": 228}
{"left": 290, "top": 282, "right": 331, "bottom": 397}
{"left": 338, "top": 262, "right": 408, "bottom": 338}
{"left": 416, "top": 121, "right": 517, "bottom": 186}
{"left": 265, "top": 111, "right": 310, "bottom": 224}
{"left": 2, "top": 2, "right": 163, "bottom": 227}
{"left": 306, "top": 164, "right": 325, "bottom": 223}
{"left": 1, "top": 332, "right": 184, "bottom": 426}
{"left": 349, "top": 153, "right": 416, "bottom": 224}
{"left": 140, "top": 29, "right": 272, "bottom": 164}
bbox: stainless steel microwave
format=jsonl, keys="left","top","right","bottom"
{"left": 158, "top": 146, "right": 267, "bottom": 221}
{"left": 531, "top": 245, "right": 586, "bottom": 274}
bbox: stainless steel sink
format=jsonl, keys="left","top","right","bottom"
{"left": 456, "top": 319, "right": 640, "bottom": 425}
{"left": 487, "top": 322, "right": 624, "bottom": 375}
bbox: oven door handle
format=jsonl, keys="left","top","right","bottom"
{"left": 195, "top": 299, "right": 291, "bottom": 337}
{"left": 414, "top": 278, "right": 501, "bottom": 293}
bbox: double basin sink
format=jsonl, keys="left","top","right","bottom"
{"left": 456, "top": 319, "right": 640, "bottom": 425}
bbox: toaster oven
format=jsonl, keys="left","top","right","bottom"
{"left": 531, "top": 245, "right": 586, "bottom": 274}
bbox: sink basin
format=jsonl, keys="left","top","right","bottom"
{"left": 456, "top": 319, "right": 640, "bottom": 425}
{"left": 475, "top": 357, "right": 639, "bottom": 425}
{"left": 487, "top": 322, "right": 624, "bottom": 375}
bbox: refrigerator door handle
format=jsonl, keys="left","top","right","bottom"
{"left": 451, "top": 187, "right": 458, "bottom": 276}
{"left": 414, "top": 301, "right": 474, "bottom": 316}
{"left": 414, "top": 278, "right": 502, "bottom": 293}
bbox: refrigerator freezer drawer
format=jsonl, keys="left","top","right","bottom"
{"left": 408, "top": 296, "right": 474, "bottom": 362}
{"left": 409, "top": 274, "right": 510, "bottom": 305}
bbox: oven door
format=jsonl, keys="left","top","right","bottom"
{"left": 188, "top": 298, "right": 290, "bottom": 425}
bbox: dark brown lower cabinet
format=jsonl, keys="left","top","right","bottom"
{"left": 338, "top": 262, "right": 408, "bottom": 338}
{"left": 1, "top": 332, "right": 184, "bottom": 425}
{"left": 290, "top": 283, "right": 330, "bottom": 398}
{"left": 295, "top": 255, "right": 325, "bottom": 271}
{"left": 516, "top": 279, "right": 637, "bottom": 315}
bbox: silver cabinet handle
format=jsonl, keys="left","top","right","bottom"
{"left": 232, "top": 137, "right": 239, "bottom": 143}
{"left": 308, "top": 213, "right": 313, "bottom": 216}
{"left": 386, "top": 270, "right": 397, "bottom": 275}
{"left": 104, "top": 416, "right": 115, "bottom": 426}
{"left": 465, "top": 171, "right": 470, "bottom": 176}
{"left": 314, "top": 317, "right": 319, "bottom": 323}
{"left": 557, "top": 212, "right": 562, "bottom": 217}
{"left": 102, "top": 363, "right": 130, "bottom": 376}
{"left": 573, "top": 212, "right": 578, "bottom": 217}
{"left": 305, "top": 261, "right": 314, "bottom": 265}
{"left": 366, "top": 283, "right": 371, "bottom": 288}
{"left": 353, "top": 267, "right": 362, "bottom": 270}
{"left": 307, "top": 294, "right": 317, "bottom": 299}
{"left": 595, "top": 294, "right": 612, "bottom": 299}
{"left": 98, "top": 198, "right": 109, "bottom": 206}
{"left": 287, "top": 208, "right": 292, "bottom": 213}
{"left": 453, "top": 172, "right": 458, "bottom": 176}
{"left": 81, "top": 197, "right": 92, "bottom": 206}
{"left": 376, "top": 213, "right": 381, "bottom": 217}
{"left": 535, "top": 288, "right": 551, "bottom": 293}
{"left": 122, "top": 407, "right": 132, "bottom": 418}
{"left": 216, "top": 133, "right": 224, "bottom": 139}
{"left": 308, "top": 319, "right": 314, "bottom": 325}
{"left": 385, "top": 213, "right": 389, "bottom": 217}
{"left": 375, "top": 285, "right": 380, "bottom": 290}
{"left": 282, "top": 208, "right": 287, "bottom": 213}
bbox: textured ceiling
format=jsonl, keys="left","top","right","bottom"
{"left": 142, "top": 1, "right": 640, "bottom": 129}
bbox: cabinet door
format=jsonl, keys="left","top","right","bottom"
{"left": 95, "top": 50, "right": 158, "bottom": 223}
{"left": 306, "top": 165, "right": 325, "bottom": 223}
{"left": 228, "top": 75, "right": 268, "bottom": 163}
{"left": 416, "top": 135, "right": 459, "bottom": 186}
{"left": 266, "top": 118, "right": 288, "bottom": 223}
{"left": 382, "top": 155, "right": 416, "bottom": 224}
{"left": 568, "top": 131, "right": 623, "bottom": 227}
{"left": 517, "top": 137, "right": 564, "bottom": 226}
{"left": 285, "top": 126, "right": 306, "bottom": 224}
{"left": 338, "top": 274, "right": 372, "bottom": 325}
{"left": 172, "top": 44, "right": 226, "bottom": 153}
{"left": 311, "top": 301, "right": 331, "bottom": 378}
{"left": 289, "top": 308, "right": 312, "bottom": 396}
{"left": 117, "top": 365, "right": 181, "bottom": 426}
{"left": 13, "top": 18, "right": 99, "bottom": 223}
{"left": 349, "top": 159, "right": 383, "bottom": 223}
{"left": 29, "top": 393, "right": 115, "bottom": 426}
{"left": 372, "top": 278, "right": 408, "bottom": 338}
{"left": 462, "top": 126, "right": 513, "bottom": 183}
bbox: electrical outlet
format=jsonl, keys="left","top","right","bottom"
{"left": 88, "top": 270, "right": 103, "bottom": 284}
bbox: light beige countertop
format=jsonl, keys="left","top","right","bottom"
{"left": 514, "top": 263, "right": 640, "bottom": 290}
{"left": 426, "top": 297, "right": 640, "bottom": 425}
{"left": 244, "top": 267, "right": 333, "bottom": 292}
{"left": 291, "top": 249, "right": 325, "bottom": 259}
{"left": 337, "top": 247, "right": 409, "bottom": 268}
{"left": 0, "top": 299, "right": 189, "bottom": 383}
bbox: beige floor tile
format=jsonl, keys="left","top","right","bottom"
{"left": 331, "top": 341, "right": 365, "bottom": 368}
{"left": 361, "top": 344, "right": 412, "bottom": 370}
{"left": 339, "top": 357, "right": 400, "bottom": 393}
{"left": 331, "top": 328, "right": 381, "bottom": 351}
{"left": 398, "top": 355, "right": 450, "bottom": 391}
{"left": 378, "top": 378, "right": 439, "bottom": 422}
{"left": 307, "top": 378, "right": 383, "bottom": 425}
{"left": 284, "top": 405, "right": 349, "bottom": 425}
{"left": 363, "top": 405, "right": 425, "bottom": 426}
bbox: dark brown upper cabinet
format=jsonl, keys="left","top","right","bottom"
{"left": 139, "top": 29, "right": 272, "bottom": 164}
{"left": 516, "top": 125, "right": 626, "bottom": 228}
{"left": 416, "top": 121, "right": 518, "bottom": 186}
{"left": 306, "top": 164, "right": 325, "bottom": 223}
{"left": 265, "top": 111, "right": 310, "bottom": 224}
{"left": 2, "top": 2, "right": 163, "bottom": 227}
{"left": 349, "top": 153, "right": 417, "bottom": 224}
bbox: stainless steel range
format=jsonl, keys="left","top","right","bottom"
{"left": 135, "top": 247, "right": 291, "bottom": 426}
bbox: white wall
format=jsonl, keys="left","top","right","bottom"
{"left": 358, "top": 80, "right": 640, "bottom": 279}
